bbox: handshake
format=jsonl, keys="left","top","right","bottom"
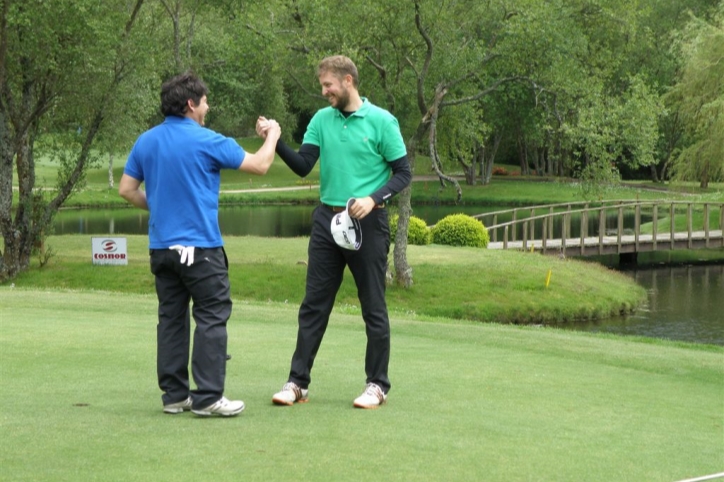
{"left": 256, "top": 116, "right": 281, "bottom": 140}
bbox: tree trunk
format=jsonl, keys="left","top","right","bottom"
{"left": 649, "top": 164, "right": 659, "bottom": 182}
{"left": 393, "top": 182, "right": 413, "bottom": 287}
{"left": 480, "top": 132, "right": 501, "bottom": 186}
{"left": 517, "top": 132, "right": 529, "bottom": 175}
{"left": 394, "top": 112, "right": 431, "bottom": 288}
{"left": 0, "top": 109, "right": 14, "bottom": 279}
{"left": 108, "top": 152, "right": 115, "bottom": 189}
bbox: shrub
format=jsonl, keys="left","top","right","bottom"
{"left": 389, "top": 214, "right": 432, "bottom": 245}
{"left": 431, "top": 214, "right": 490, "bottom": 248}
{"left": 492, "top": 166, "right": 508, "bottom": 176}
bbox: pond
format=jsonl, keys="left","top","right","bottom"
{"left": 52, "top": 205, "right": 724, "bottom": 345}
{"left": 553, "top": 261, "right": 723, "bottom": 346}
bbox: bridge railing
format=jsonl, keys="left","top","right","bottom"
{"left": 475, "top": 200, "right": 724, "bottom": 255}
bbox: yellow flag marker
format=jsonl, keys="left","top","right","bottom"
{"left": 545, "top": 268, "right": 552, "bottom": 288}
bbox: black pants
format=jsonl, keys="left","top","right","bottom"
{"left": 288, "top": 205, "right": 392, "bottom": 393}
{"left": 150, "top": 247, "right": 232, "bottom": 409}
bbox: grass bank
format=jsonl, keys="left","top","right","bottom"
{"left": 1, "top": 288, "right": 721, "bottom": 481}
{"left": 15, "top": 235, "right": 646, "bottom": 325}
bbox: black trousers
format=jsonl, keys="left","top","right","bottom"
{"left": 288, "top": 205, "right": 392, "bottom": 393}
{"left": 150, "top": 247, "right": 232, "bottom": 409}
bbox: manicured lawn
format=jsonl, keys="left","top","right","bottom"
{"left": 1, "top": 288, "right": 722, "bottom": 481}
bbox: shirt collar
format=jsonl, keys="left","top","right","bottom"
{"left": 335, "top": 97, "right": 370, "bottom": 118}
{"left": 164, "top": 115, "right": 198, "bottom": 125}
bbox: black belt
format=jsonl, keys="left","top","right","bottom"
{"left": 322, "top": 203, "right": 385, "bottom": 213}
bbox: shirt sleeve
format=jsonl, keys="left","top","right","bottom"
{"left": 123, "top": 142, "right": 144, "bottom": 181}
{"left": 380, "top": 117, "right": 408, "bottom": 162}
{"left": 370, "top": 155, "right": 412, "bottom": 204}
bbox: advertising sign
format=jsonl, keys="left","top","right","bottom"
{"left": 91, "top": 237, "right": 128, "bottom": 265}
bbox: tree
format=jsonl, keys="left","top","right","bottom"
{"left": 630, "top": 0, "right": 720, "bottom": 181}
{"left": 665, "top": 4, "right": 724, "bottom": 188}
{"left": 0, "top": 0, "right": 153, "bottom": 281}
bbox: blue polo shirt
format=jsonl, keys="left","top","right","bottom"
{"left": 303, "top": 98, "right": 407, "bottom": 206}
{"left": 124, "top": 116, "right": 245, "bottom": 249}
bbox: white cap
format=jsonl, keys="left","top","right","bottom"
{"left": 330, "top": 198, "right": 362, "bottom": 250}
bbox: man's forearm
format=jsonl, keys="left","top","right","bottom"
{"left": 119, "top": 174, "right": 148, "bottom": 210}
{"left": 120, "top": 190, "right": 148, "bottom": 210}
{"left": 370, "top": 155, "right": 412, "bottom": 204}
{"left": 275, "top": 140, "right": 318, "bottom": 177}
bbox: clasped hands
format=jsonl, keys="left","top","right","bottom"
{"left": 256, "top": 116, "right": 281, "bottom": 139}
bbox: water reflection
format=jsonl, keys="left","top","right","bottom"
{"left": 52, "top": 203, "right": 656, "bottom": 241}
{"left": 52, "top": 204, "right": 499, "bottom": 236}
{"left": 557, "top": 264, "right": 724, "bottom": 345}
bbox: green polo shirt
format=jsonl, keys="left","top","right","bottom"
{"left": 303, "top": 98, "right": 407, "bottom": 206}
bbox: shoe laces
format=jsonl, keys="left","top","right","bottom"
{"left": 363, "top": 383, "right": 384, "bottom": 401}
{"left": 282, "top": 382, "right": 304, "bottom": 400}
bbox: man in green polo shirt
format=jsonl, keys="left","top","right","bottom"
{"left": 257, "top": 55, "right": 411, "bottom": 409}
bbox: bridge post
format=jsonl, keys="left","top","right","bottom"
{"left": 652, "top": 204, "right": 658, "bottom": 250}
{"left": 580, "top": 209, "right": 587, "bottom": 256}
{"left": 598, "top": 207, "right": 605, "bottom": 255}
{"left": 670, "top": 204, "right": 675, "bottom": 249}
{"left": 688, "top": 203, "right": 693, "bottom": 249}
{"left": 529, "top": 208, "right": 535, "bottom": 242}
{"left": 617, "top": 204, "right": 624, "bottom": 253}
{"left": 704, "top": 204, "right": 710, "bottom": 248}
{"left": 635, "top": 204, "right": 641, "bottom": 252}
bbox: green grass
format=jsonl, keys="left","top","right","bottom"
{"left": 1, "top": 288, "right": 722, "bottom": 481}
{"left": 642, "top": 208, "right": 724, "bottom": 233}
{"left": 15, "top": 138, "right": 724, "bottom": 208}
{"left": 15, "top": 235, "right": 647, "bottom": 325}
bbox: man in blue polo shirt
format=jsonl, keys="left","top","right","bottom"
{"left": 119, "top": 72, "right": 281, "bottom": 417}
{"left": 257, "top": 55, "right": 411, "bottom": 409}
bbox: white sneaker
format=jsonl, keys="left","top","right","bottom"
{"left": 191, "top": 397, "right": 245, "bottom": 417}
{"left": 353, "top": 383, "right": 387, "bottom": 409}
{"left": 163, "top": 396, "right": 192, "bottom": 414}
{"left": 272, "top": 382, "right": 309, "bottom": 406}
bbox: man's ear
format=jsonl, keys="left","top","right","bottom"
{"left": 185, "top": 98, "right": 196, "bottom": 113}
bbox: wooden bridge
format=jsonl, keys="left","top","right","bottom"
{"left": 472, "top": 200, "right": 724, "bottom": 259}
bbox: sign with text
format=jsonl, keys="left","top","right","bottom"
{"left": 91, "top": 237, "right": 128, "bottom": 265}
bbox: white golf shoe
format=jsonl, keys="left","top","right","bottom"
{"left": 272, "top": 382, "right": 309, "bottom": 406}
{"left": 163, "top": 396, "right": 192, "bottom": 414}
{"left": 353, "top": 383, "right": 387, "bottom": 409}
{"left": 191, "top": 397, "right": 245, "bottom": 417}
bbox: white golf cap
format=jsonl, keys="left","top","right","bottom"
{"left": 330, "top": 198, "right": 362, "bottom": 250}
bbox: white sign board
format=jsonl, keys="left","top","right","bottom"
{"left": 91, "top": 237, "right": 128, "bottom": 265}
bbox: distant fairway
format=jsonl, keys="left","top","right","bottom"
{"left": 1, "top": 288, "right": 722, "bottom": 481}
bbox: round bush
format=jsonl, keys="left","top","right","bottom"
{"left": 431, "top": 213, "right": 490, "bottom": 248}
{"left": 389, "top": 214, "right": 432, "bottom": 245}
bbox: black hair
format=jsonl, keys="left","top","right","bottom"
{"left": 160, "top": 72, "right": 209, "bottom": 117}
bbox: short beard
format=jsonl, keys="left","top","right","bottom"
{"left": 334, "top": 89, "right": 351, "bottom": 111}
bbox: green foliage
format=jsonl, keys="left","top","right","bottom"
{"left": 577, "top": 160, "right": 622, "bottom": 201}
{"left": 431, "top": 214, "right": 490, "bottom": 248}
{"left": 665, "top": 5, "right": 724, "bottom": 187}
{"left": 390, "top": 214, "right": 431, "bottom": 245}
